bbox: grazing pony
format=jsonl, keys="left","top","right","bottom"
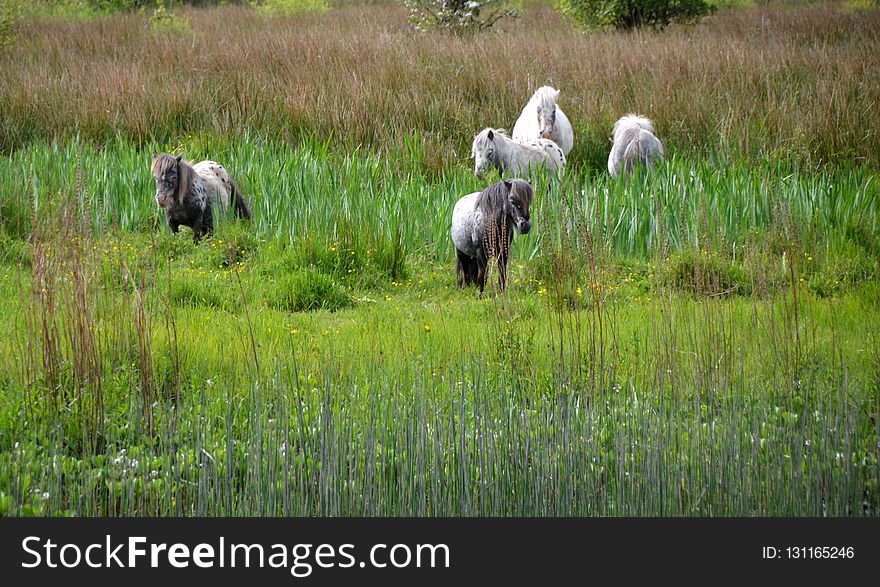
{"left": 451, "top": 178, "right": 533, "bottom": 294}
{"left": 471, "top": 128, "right": 565, "bottom": 180}
{"left": 151, "top": 153, "right": 251, "bottom": 242}
{"left": 512, "top": 86, "right": 574, "bottom": 157}
{"left": 607, "top": 114, "right": 664, "bottom": 176}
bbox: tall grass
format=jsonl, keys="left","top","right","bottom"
{"left": 0, "top": 136, "right": 877, "bottom": 516}
{"left": 0, "top": 1, "right": 878, "bottom": 518}
{"left": 0, "top": 3, "right": 878, "bottom": 169}
{"left": 0, "top": 138, "right": 876, "bottom": 261}
{"left": 0, "top": 191, "right": 877, "bottom": 515}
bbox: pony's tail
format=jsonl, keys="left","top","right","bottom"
{"left": 230, "top": 181, "right": 252, "bottom": 220}
{"left": 623, "top": 136, "right": 644, "bottom": 175}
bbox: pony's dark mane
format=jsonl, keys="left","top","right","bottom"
{"left": 476, "top": 179, "right": 511, "bottom": 219}
{"left": 476, "top": 178, "right": 533, "bottom": 259}
{"left": 151, "top": 153, "right": 193, "bottom": 205}
{"left": 477, "top": 178, "right": 532, "bottom": 217}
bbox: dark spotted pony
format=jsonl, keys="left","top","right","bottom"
{"left": 151, "top": 153, "right": 251, "bottom": 242}
{"left": 450, "top": 178, "right": 533, "bottom": 294}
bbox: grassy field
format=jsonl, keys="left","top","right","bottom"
{"left": 0, "top": 1, "right": 878, "bottom": 516}
{"left": 2, "top": 2, "right": 879, "bottom": 169}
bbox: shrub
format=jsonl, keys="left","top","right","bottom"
{"left": 403, "top": 0, "right": 517, "bottom": 33}
{"left": 0, "top": 231, "right": 30, "bottom": 266}
{"left": 148, "top": 5, "right": 192, "bottom": 35}
{"left": 0, "top": 0, "right": 19, "bottom": 50}
{"left": 249, "top": 0, "right": 329, "bottom": 16}
{"left": 169, "top": 270, "right": 235, "bottom": 310}
{"left": 662, "top": 248, "right": 751, "bottom": 297}
{"left": 807, "top": 241, "right": 878, "bottom": 298}
{"left": 265, "top": 268, "right": 351, "bottom": 313}
{"left": 557, "top": 0, "right": 715, "bottom": 31}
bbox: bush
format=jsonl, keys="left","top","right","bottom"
{"left": 249, "top": 0, "right": 329, "bottom": 16}
{"left": 403, "top": 0, "right": 517, "bottom": 33}
{"left": 169, "top": 270, "right": 236, "bottom": 310}
{"left": 265, "top": 268, "right": 351, "bottom": 313}
{"left": 0, "top": 0, "right": 19, "bottom": 50}
{"left": 807, "top": 241, "right": 878, "bottom": 298}
{"left": 662, "top": 248, "right": 751, "bottom": 297}
{"left": 148, "top": 5, "right": 192, "bottom": 35}
{"left": 0, "top": 231, "right": 30, "bottom": 266}
{"left": 557, "top": 0, "right": 715, "bottom": 30}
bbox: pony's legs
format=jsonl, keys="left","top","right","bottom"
{"left": 165, "top": 208, "right": 180, "bottom": 234}
{"left": 497, "top": 252, "right": 509, "bottom": 292}
{"left": 476, "top": 247, "right": 488, "bottom": 294}
{"left": 192, "top": 205, "right": 215, "bottom": 243}
{"left": 455, "top": 249, "right": 470, "bottom": 288}
{"left": 497, "top": 236, "right": 513, "bottom": 292}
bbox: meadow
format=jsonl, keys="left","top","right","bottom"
{"left": 0, "top": 1, "right": 878, "bottom": 516}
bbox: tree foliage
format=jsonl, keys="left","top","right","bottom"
{"left": 557, "top": 0, "right": 715, "bottom": 31}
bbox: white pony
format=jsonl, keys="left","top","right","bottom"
{"left": 471, "top": 128, "right": 566, "bottom": 179}
{"left": 512, "top": 86, "right": 574, "bottom": 157}
{"left": 607, "top": 114, "right": 664, "bottom": 176}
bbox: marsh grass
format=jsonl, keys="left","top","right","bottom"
{"left": 0, "top": 1, "right": 878, "bottom": 517}
{"left": 1, "top": 138, "right": 876, "bottom": 262}
{"left": 0, "top": 138, "right": 877, "bottom": 516}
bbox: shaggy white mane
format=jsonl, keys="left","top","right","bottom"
{"left": 530, "top": 86, "right": 561, "bottom": 109}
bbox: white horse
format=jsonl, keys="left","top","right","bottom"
{"left": 512, "top": 86, "right": 574, "bottom": 157}
{"left": 607, "top": 114, "right": 664, "bottom": 176}
{"left": 471, "top": 128, "right": 566, "bottom": 179}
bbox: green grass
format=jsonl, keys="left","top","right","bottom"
{"left": 0, "top": 137, "right": 877, "bottom": 516}
{"left": 1, "top": 137, "right": 877, "bottom": 259}
{"left": 0, "top": 248, "right": 877, "bottom": 515}
{"left": 0, "top": 1, "right": 878, "bottom": 517}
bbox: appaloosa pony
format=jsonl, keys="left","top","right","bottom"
{"left": 451, "top": 178, "right": 534, "bottom": 294}
{"left": 151, "top": 153, "right": 251, "bottom": 242}
{"left": 471, "top": 128, "right": 565, "bottom": 180}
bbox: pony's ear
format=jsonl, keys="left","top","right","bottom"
{"left": 487, "top": 130, "right": 494, "bottom": 141}
{"left": 175, "top": 153, "right": 183, "bottom": 163}
{"left": 504, "top": 180, "right": 512, "bottom": 190}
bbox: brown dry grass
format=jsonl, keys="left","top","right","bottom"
{"left": 1, "top": 2, "right": 878, "bottom": 170}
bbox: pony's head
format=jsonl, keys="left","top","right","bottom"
{"left": 506, "top": 178, "right": 533, "bottom": 234}
{"left": 151, "top": 153, "right": 190, "bottom": 209}
{"left": 534, "top": 86, "right": 561, "bottom": 140}
{"left": 471, "top": 128, "right": 505, "bottom": 179}
{"left": 479, "top": 178, "right": 533, "bottom": 235}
